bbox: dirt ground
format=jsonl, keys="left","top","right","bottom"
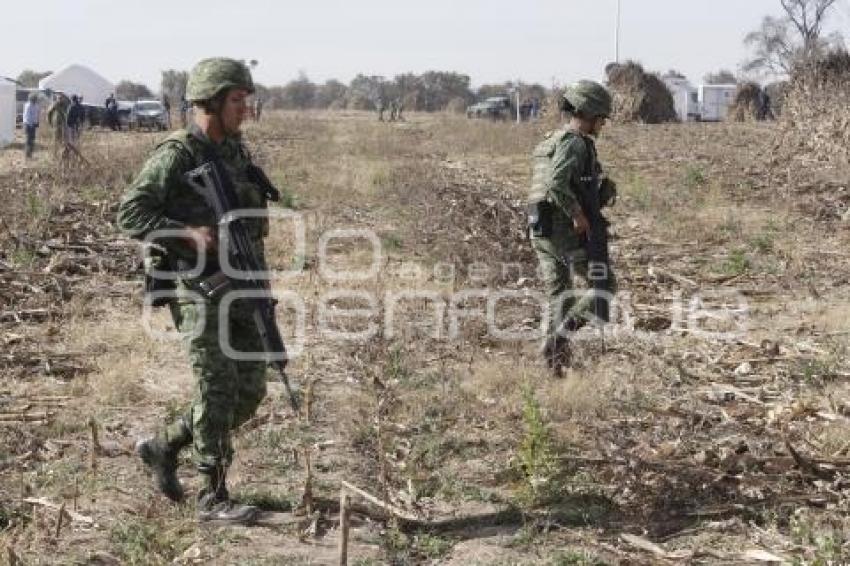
{"left": 2, "top": 112, "right": 850, "bottom": 565}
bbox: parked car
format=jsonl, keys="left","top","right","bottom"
{"left": 82, "top": 102, "right": 132, "bottom": 129}
{"left": 466, "top": 96, "right": 513, "bottom": 120}
{"left": 130, "top": 100, "right": 169, "bottom": 131}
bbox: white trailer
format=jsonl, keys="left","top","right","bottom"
{"left": 0, "top": 79, "right": 15, "bottom": 148}
{"left": 698, "top": 84, "right": 737, "bottom": 122}
{"left": 663, "top": 76, "right": 700, "bottom": 122}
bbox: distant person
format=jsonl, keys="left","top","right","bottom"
{"left": 105, "top": 93, "right": 120, "bottom": 131}
{"left": 22, "top": 92, "right": 40, "bottom": 159}
{"left": 388, "top": 99, "right": 398, "bottom": 122}
{"left": 161, "top": 96, "right": 172, "bottom": 129}
{"left": 254, "top": 95, "right": 263, "bottom": 121}
{"left": 396, "top": 98, "right": 404, "bottom": 121}
{"left": 376, "top": 97, "right": 385, "bottom": 121}
{"left": 47, "top": 92, "right": 70, "bottom": 158}
{"left": 757, "top": 90, "right": 774, "bottom": 121}
{"left": 66, "top": 95, "right": 85, "bottom": 145}
{"left": 180, "top": 95, "right": 189, "bottom": 127}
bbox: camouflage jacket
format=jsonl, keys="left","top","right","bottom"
{"left": 529, "top": 127, "right": 604, "bottom": 249}
{"left": 47, "top": 100, "right": 69, "bottom": 131}
{"left": 116, "top": 126, "right": 270, "bottom": 274}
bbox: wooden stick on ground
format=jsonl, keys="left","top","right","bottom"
{"left": 303, "top": 447, "right": 313, "bottom": 516}
{"left": 6, "top": 545, "right": 20, "bottom": 566}
{"left": 304, "top": 378, "right": 314, "bottom": 423}
{"left": 338, "top": 492, "right": 351, "bottom": 566}
{"left": 340, "top": 481, "right": 419, "bottom": 522}
{"left": 54, "top": 502, "right": 66, "bottom": 539}
{"left": 88, "top": 418, "right": 100, "bottom": 471}
{"left": 23, "top": 497, "right": 93, "bottom": 525}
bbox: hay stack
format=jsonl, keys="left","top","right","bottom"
{"left": 727, "top": 82, "right": 763, "bottom": 122}
{"left": 605, "top": 61, "right": 678, "bottom": 124}
{"left": 782, "top": 50, "right": 850, "bottom": 162}
{"left": 764, "top": 81, "right": 788, "bottom": 117}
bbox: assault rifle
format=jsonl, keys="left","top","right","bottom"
{"left": 184, "top": 161, "right": 300, "bottom": 413}
{"left": 576, "top": 166, "right": 612, "bottom": 325}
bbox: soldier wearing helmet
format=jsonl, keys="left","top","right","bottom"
{"left": 117, "top": 58, "right": 276, "bottom": 523}
{"left": 528, "top": 80, "right": 618, "bottom": 376}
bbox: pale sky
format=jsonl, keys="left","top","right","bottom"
{"left": 3, "top": 0, "right": 849, "bottom": 90}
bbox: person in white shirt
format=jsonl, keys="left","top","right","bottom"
{"left": 22, "top": 93, "right": 40, "bottom": 159}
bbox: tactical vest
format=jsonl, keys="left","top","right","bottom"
{"left": 156, "top": 128, "right": 272, "bottom": 242}
{"left": 529, "top": 128, "right": 598, "bottom": 206}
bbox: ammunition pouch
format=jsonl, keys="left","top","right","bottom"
{"left": 144, "top": 273, "right": 177, "bottom": 307}
{"left": 143, "top": 249, "right": 176, "bottom": 308}
{"left": 527, "top": 200, "right": 554, "bottom": 238}
{"left": 599, "top": 178, "right": 617, "bottom": 208}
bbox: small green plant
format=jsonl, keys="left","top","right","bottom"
{"left": 27, "top": 192, "right": 44, "bottom": 218}
{"left": 796, "top": 357, "right": 838, "bottom": 384}
{"left": 518, "top": 384, "right": 559, "bottom": 505}
{"left": 290, "top": 252, "right": 307, "bottom": 271}
{"left": 789, "top": 511, "right": 845, "bottom": 565}
{"left": 551, "top": 549, "right": 609, "bottom": 566}
{"left": 720, "top": 249, "right": 750, "bottom": 275}
{"left": 239, "top": 489, "right": 295, "bottom": 512}
{"left": 717, "top": 213, "right": 743, "bottom": 236}
{"left": 278, "top": 186, "right": 299, "bottom": 209}
{"left": 10, "top": 247, "right": 36, "bottom": 268}
{"left": 414, "top": 533, "right": 454, "bottom": 559}
{"left": 367, "top": 163, "right": 393, "bottom": 192}
{"left": 382, "top": 526, "right": 412, "bottom": 562}
{"left": 110, "top": 518, "right": 184, "bottom": 565}
{"left": 624, "top": 173, "right": 651, "bottom": 210}
{"left": 750, "top": 232, "right": 775, "bottom": 254}
{"left": 381, "top": 233, "right": 403, "bottom": 252}
{"left": 684, "top": 165, "right": 706, "bottom": 188}
{"left": 384, "top": 345, "right": 410, "bottom": 383}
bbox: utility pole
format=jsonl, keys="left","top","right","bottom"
{"left": 516, "top": 87, "right": 521, "bottom": 124}
{"left": 615, "top": 0, "right": 621, "bottom": 63}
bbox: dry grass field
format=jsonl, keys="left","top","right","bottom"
{"left": 2, "top": 111, "right": 850, "bottom": 564}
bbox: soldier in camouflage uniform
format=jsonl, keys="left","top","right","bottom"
{"left": 376, "top": 97, "right": 385, "bottom": 121}
{"left": 528, "top": 81, "right": 617, "bottom": 377}
{"left": 46, "top": 92, "right": 70, "bottom": 159}
{"left": 117, "top": 58, "right": 275, "bottom": 523}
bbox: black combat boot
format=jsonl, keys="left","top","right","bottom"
{"left": 197, "top": 466, "right": 259, "bottom": 524}
{"left": 541, "top": 334, "right": 571, "bottom": 378}
{"left": 136, "top": 416, "right": 191, "bottom": 502}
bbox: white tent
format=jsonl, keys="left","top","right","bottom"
{"left": 0, "top": 79, "right": 15, "bottom": 148}
{"left": 39, "top": 64, "right": 115, "bottom": 105}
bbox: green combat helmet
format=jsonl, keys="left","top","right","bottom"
{"left": 563, "top": 80, "right": 612, "bottom": 118}
{"left": 186, "top": 58, "right": 255, "bottom": 102}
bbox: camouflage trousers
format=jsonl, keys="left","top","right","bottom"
{"left": 532, "top": 237, "right": 617, "bottom": 339}
{"left": 160, "top": 298, "right": 267, "bottom": 472}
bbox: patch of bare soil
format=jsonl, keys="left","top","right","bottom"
{"left": 2, "top": 114, "right": 850, "bottom": 565}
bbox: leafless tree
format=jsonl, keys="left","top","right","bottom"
{"left": 780, "top": 0, "right": 838, "bottom": 53}
{"left": 743, "top": 16, "right": 798, "bottom": 75}
{"left": 743, "top": 0, "right": 842, "bottom": 76}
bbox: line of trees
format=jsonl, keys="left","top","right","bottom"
{"left": 153, "top": 68, "right": 546, "bottom": 112}
{"left": 255, "top": 72, "right": 548, "bottom": 112}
